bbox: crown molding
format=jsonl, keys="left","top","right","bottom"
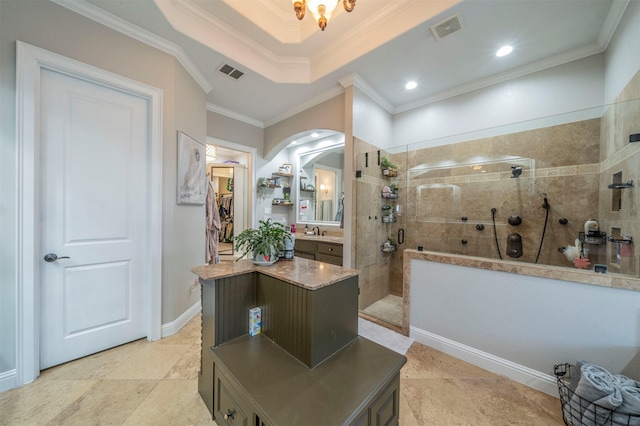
{"left": 217, "top": 0, "right": 306, "bottom": 44}
{"left": 50, "top": 0, "right": 212, "bottom": 93}
{"left": 158, "top": 0, "right": 311, "bottom": 84}
{"left": 340, "top": 74, "right": 394, "bottom": 113}
{"left": 597, "top": 0, "right": 630, "bottom": 49}
{"left": 206, "top": 103, "right": 265, "bottom": 128}
{"left": 394, "top": 42, "right": 605, "bottom": 114}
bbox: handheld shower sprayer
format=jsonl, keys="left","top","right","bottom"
{"left": 542, "top": 193, "right": 550, "bottom": 210}
{"left": 535, "top": 193, "right": 551, "bottom": 263}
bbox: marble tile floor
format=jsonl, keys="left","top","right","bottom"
{"left": 361, "top": 294, "right": 404, "bottom": 326}
{"left": 0, "top": 314, "right": 564, "bottom": 425}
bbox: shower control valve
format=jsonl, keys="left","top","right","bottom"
{"left": 475, "top": 224, "right": 485, "bottom": 231}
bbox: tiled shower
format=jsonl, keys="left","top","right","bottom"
{"left": 354, "top": 77, "right": 640, "bottom": 329}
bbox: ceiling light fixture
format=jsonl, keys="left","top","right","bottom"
{"left": 405, "top": 81, "right": 417, "bottom": 90}
{"left": 496, "top": 45, "right": 513, "bottom": 57}
{"left": 293, "top": 0, "right": 356, "bottom": 31}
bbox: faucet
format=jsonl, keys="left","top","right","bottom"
{"left": 312, "top": 226, "right": 320, "bottom": 236}
{"left": 321, "top": 230, "right": 327, "bottom": 236}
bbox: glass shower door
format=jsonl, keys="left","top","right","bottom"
{"left": 354, "top": 140, "right": 407, "bottom": 329}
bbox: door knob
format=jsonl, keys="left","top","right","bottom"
{"left": 223, "top": 409, "right": 235, "bottom": 421}
{"left": 44, "top": 253, "right": 70, "bottom": 262}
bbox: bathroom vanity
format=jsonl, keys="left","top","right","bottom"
{"left": 294, "top": 234, "right": 344, "bottom": 265}
{"left": 192, "top": 258, "right": 406, "bottom": 425}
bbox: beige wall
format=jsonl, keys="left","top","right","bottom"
{"left": 207, "top": 111, "right": 263, "bottom": 156}
{"left": 0, "top": 0, "right": 207, "bottom": 378}
{"left": 264, "top": 94, "right": 345, "bottom": 160}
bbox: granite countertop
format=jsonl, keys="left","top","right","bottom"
{"left": 294, "top": 233, "right": 344, "bottom": 244}
{"left": 192, "top": 257, "right": 358, "bottom": 290}
{"left": 404, "top": 249, "right": 640, "bottom": 292}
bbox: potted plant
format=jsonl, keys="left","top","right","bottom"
{"left": 380, "top": 156, "right": 397, "bottom": 176}
{"left": 257, "top": 177, "right": 269, "bottom": 200}
{"left": 235, "top": 218, "right": 292, "bottom": 265}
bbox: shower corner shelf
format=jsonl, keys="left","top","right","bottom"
{"left": 381, "top": 192, "right": 398, "bottom": 199}
{"left": 608, "top": 236, "right": 633, "bottom": 244}
{"left": 580, "top": 231, "right": 606, "bottom": 245}
{"left": 381, "top": 216, "right": 397, "bottom": 223}
{"left": 608, "top": 180, "right": 633, "bottom": 189}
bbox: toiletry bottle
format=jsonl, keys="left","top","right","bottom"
{"left": 584, "top": 219, "right": 598, "bottom": 235}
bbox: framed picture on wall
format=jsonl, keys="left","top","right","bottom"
{"left": 281, "top": 164, "right": 292, "bottom": 175}
{"left": 177, "top": 131, "right": 206, "bottom": 205}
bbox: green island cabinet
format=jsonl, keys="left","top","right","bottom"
{"left": 192, "top": 258, "right": 406, "bottom": 426}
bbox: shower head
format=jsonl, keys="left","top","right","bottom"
{"left": 511, "top": 166, "right": 522, "bottom": 178}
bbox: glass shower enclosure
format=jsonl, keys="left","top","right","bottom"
{"left": 354, "top": 139, "right": 408, "bottom": 331}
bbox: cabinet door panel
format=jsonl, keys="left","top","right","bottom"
{"left": 318, "top": 242, "right": 343, "bottom": 257}
{"left": 215, "top": 368, "right": 249, "bottom": 426}
{"left": 370, "top": 375, "right": 400, "bottom": 426}
{"left": 295, "top": 251, "right": 315, "bottom": 260}
{"left": 316, "top": 253, "right": 343, "bottom": 266}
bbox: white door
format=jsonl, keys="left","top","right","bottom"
{"left": 39, "top": 69, "right": 149, "bottom": 369}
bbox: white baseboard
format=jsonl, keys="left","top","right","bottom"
{"left": 410, "top": 326, "right": 559, "bottom": 397}
{"left": 0, "top": 369, "right": 17, "bottom": 393}
{"left": 161, "top": 300, "right": 201, "bottom": 338}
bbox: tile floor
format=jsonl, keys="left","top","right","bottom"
{"left": 361, "top": 294, "right": 404, "bottom": 326}
{"left": 0, "top": 314, "right": 564, "bottom": 425}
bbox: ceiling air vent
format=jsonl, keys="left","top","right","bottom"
{"left": 218, "top": 63, "right": 244, "bottom": 80}
{"left": 430, "top": 13, "right": 463, "bottom": 41}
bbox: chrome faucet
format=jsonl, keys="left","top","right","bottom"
{"left": 312, "top": 226, "right": 320, "bottom": 236}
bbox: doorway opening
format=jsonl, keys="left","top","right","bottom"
{"left": 206, "top": 143, "right": 252, "bottom": 260}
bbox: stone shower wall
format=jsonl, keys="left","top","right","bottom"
{"left": 598, "top": 70, "right": 640, "bottom": 276}
{"left": 404, "top": 119, "right": 601, "bottom": 268}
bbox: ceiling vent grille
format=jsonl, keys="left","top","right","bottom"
{"left": 430, "top": 13, "right": 463, "bottom": 41}
{"left": 218, "top": 63, "right": 245, "bottom": 80}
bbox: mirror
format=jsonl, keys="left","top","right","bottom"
{"left": 293, "top": 133, "right": 345, "bottom": 226}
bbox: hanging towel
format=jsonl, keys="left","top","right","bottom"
{"left": 206, "top": 181, "right": 221, "bottom": 264}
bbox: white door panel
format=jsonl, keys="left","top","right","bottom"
{"left": 40, "top": 69, "right": 148, "bottom": 369}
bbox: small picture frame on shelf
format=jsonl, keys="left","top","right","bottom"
{"left": 280, "top": 164, "right": 292, "bottom": 174}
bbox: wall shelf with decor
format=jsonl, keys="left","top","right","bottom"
{"left": 273, "top": 172, "right": 294, "bottom": 178}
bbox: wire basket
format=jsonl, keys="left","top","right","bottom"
{"left": 554, "top": 363, "right": 640, "bottom": 426}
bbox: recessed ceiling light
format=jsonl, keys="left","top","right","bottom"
{"left": 496, "top": 45, "right": 513, "bottom": 57}
{"left": 311, "top": 132, "right": 319, "bottom": 138}
{"left": 405, "top": 81, "right": 417, "bottom": 90}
